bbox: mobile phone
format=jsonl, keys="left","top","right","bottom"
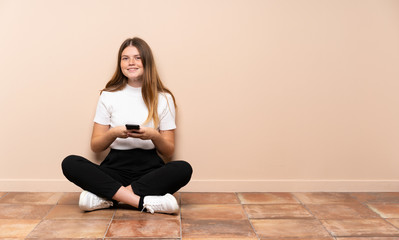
{"left": 125, "top": 124, "right": 140, "bottom": 130}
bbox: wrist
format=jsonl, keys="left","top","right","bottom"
{"left": 151, "top": 129, "right": 162, "bottom": 141}
{"left": 109, "top": 127, "right": 119, "bottom": 139}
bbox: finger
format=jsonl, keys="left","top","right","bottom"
{"left": 127, "top": 132, "right": 141, "bottom": 138}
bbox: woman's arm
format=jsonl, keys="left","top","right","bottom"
{"left": 153, "top": 129, "right": 175, "bottom": 161}
{"left": 91, "top": 122, "right": 175, "bottom": 160}
{"left": 90, "top": 123, "right": 129, "bottom": 153}
{"left": 127, "top": 128, "right": 175, "bottom": 161}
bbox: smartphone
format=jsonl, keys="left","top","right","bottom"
{"left": 125, "top": 124, "right": 140, "bottom": 130}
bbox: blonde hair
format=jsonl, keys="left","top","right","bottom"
{"left": 103, "top": 37, "right": 176, "bottom": 128}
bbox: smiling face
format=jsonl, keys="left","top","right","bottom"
{"left": 120, "top": 45, "right": 144, "bottom": 86}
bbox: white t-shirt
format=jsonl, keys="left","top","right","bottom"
{"left": 94, "top": 84, "right": 176, "bottom": 150}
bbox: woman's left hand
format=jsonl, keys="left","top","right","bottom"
{"left": 127, "top": 126, "right": 159, "bottom": 140}
{"left": 127, "top": 126, "right": 175, "bottom": 161}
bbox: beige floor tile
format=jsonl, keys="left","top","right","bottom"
{"left": 45, "top": 204, "right": 115, "bottom": 219}
{"left": 106, "top": 219, "right": 180, "bottom": 238}
{"left": 367, "top": 203, "right": 399, "bottom": 218}
{"left": 57, "top": 192, "right": 81, "bottom": 205}
{"left": 0, "top": 219, "right": 40, "bottom": 238}
{"left": 115, "top": 207, "right": 179, "bottom": 220}
{"left": 251, "top": 219, "right": 331, "bottom": 238}
{"left": 182, "top": 219, "right": 256, "bottom": 238}
{"left": 181, "top": 204, "right": 247, "bottom": 220}
{"left": 386, "top": 218, "right": 399, "bottom": 228}
{"left": 0, "top": 192, "right": 63, "bottom": 205}
{"left": 27, "top": 219, "right": 109, "bottom": 238}
{"left": 244, "top": 204, "right": 313, "bottom": 219}
{"left": 180, "top": 192, "right": 239, "bottom": 204}
{"left": 306, "top": 203, "right": 380, "bottom": 219}
{"left": 294, "top": 192, "right": 359, "bottom": 204}
{"left": 321, "top": 219, "right": 399, "bottom": 237}
{"left": 238, "top": 192, "right": 299, "bottom": 204}
{"left": 351, "top": 193, "right": 399, "bottom": 203}
{"left": 0, "top": 204, "right": 53, "bottom": 219}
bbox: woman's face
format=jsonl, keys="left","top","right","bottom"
{"left": 120, "top": 46, "right": 144, "bottom": 82}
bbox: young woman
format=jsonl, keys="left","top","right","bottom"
{"left": 62, "top": 37, "right": 192, "bottom": 214}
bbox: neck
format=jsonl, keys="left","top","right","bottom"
{"left": 127, "top": 78, "right": 143, "bottom": 88}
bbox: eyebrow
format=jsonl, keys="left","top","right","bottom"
{"left": 121, "top": 54, "right": 140, "bottom": 57}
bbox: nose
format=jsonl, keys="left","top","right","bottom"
{"left": 129, "top": 57, "right": 136, "bottom": 65}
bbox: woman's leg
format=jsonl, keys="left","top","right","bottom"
{"left": 62, "top": 154, "right": 150, "bottom": 209}
{"left": 109, "top": 161, "right": 192, "bottom": 210}
{"left": 62, "top": 152, "right": 192, "bottom": 213}
{"left": 112, "top": 185, "right": 140, "bottom": 208}
{"left": 61, "top": 155, "right": 123, "bottom": 199}
{"left": 131, "top": 160, "right": 193, "bottom": 197}
{"left": 127, "top": 160, "right": 192, "bottom": 213}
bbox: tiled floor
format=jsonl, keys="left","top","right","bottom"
{"left": 1, "top": 192, "right": 399, "bottom": 239}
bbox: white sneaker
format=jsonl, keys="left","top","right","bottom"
{"left": 79, "top": 190, "right": 113, "bottom": 211}
{"left": 143, "top": 193, "right": 179, "bottom": 214}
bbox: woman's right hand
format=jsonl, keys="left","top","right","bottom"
{"left": 91, "top": 123, "right": 130, "bottom": 153}
{"left": 111, "top": 126, "right": 130, "bottom": 139}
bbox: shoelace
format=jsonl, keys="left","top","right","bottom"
{"left": 91, "top": 195, "right": 113, "bottom": 208}
{"left": 142, "top": 200, "right": 162, "bottom": 214}
{"left": 142, "top": 204, "right": 154, "bottom": 214}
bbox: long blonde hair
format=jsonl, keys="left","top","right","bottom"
{"left": 103, "top": 37, "right": 176, "bottom": 128}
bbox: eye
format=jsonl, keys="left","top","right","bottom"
{"left": 121, "top": 57, "right": 128, "bottom": 60}
{"left": 135, "top": 56, "right": 141, "bottom": 60}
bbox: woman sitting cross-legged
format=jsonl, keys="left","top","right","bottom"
{"left": 62, "top": 37, "right": 192, "bottom": 214}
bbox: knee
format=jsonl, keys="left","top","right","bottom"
{"left": 182, "top": 161, "right": 193, "bottom": 177}
{"left": 61, "top": 155, "right": 81, "bottom": 177}
{"left": 175, "top": 160, "right": 193, "bottom": 183}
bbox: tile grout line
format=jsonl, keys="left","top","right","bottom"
{"left": 236, "top": 192, "right": 261, "bottom": 240}
{"left": 103, "top": 208, "right": 116, "bottom": 239}
{"left": 0, "top": 192, "right": 10, "bottom": 200}
{"left": 359, "top": 193, "right": 399, "bottom": 234}
{"left": 292, "top": 193, "right": 337, "bottom": 239}
{"left": 24, "top": 193, "right": 61, "bottom": 238}
{"left": 298, "top": 193, "right": 399, "bottom": 239}
{"left": 348, "top": 193, "right": 399, "bottom": 237}
{"left": 179, "top": 192, "right": 183, "bottom": 240}
{"left": 363, "top": 201, "right": 399, "bottom": 234}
